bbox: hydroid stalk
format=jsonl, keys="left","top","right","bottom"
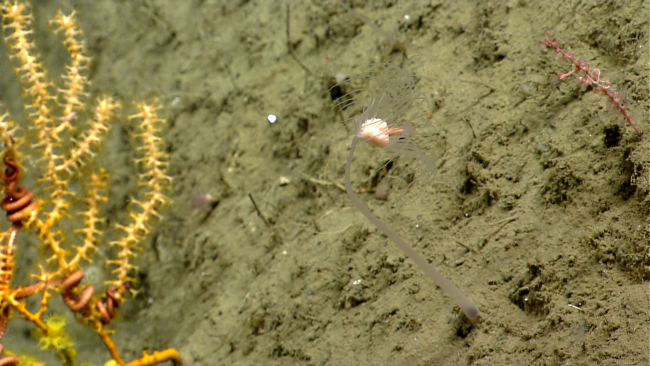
{"left": 345, "top": 136, "right": 479, "bottom": 324}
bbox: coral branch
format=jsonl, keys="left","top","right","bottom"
{"left": 0, "top": 1, "right": 177, "bottom": 365}
{"left": 50, "top": 10, "right": 89, "bottom": 135}
{"left": 542, "top": 32, "right": 640, "bottom": 134}
{"left": 110, "top": 102, "right": 170, "bottom": 287}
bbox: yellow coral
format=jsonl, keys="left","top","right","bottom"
{"left": 45, "top": 313, "right": 66, "bottom": 332}
{"left": 0, "top": 2, "right": 179, "bottom": 365}
{"left": 32, "top": 314, "right": 74, "bottom": 352}
{"left": 10, "top": 352, "right": 43, "bottom": 366}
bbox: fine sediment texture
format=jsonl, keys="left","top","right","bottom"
{"left": 1, "top": 1, "right": 646, "bottom": 365}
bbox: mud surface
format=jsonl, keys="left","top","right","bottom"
{"left": 1, "top": 0, "right": 649, "bottom": 365}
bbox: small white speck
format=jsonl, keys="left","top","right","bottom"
{"left": 267, "top": 114, "right": 277, "bottom": 124}
{"left": 404, "top": 14, "right": 410, "bottom": 20}
{"left": 353, "top": 279, "right": 362, "bottom": 285}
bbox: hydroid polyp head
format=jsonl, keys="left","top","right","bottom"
{"left": 357, "top": 117, "right": 408, "bottom": 148}
{"left": 344, "top": 63, "right": 427, "bottom": 143}
{"left": 338, "top": 62, "right": 435, "bottom": 189}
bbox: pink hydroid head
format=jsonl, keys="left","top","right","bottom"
{"left": 357, "top": 117, "right": 407, "bottom": 148}
{"left": 336, "top": 62, "right": 436, "bottom": 188}
{"left": 350, "top": 63, "right": 424, "bottom": 147}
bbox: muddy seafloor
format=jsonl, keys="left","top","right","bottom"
{"left": 1, "top": 0, "right": 649, "bottom": 365}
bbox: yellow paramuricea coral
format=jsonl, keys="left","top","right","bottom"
{"left": 0, "top": 1, "right": 179, "bottom": 365}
